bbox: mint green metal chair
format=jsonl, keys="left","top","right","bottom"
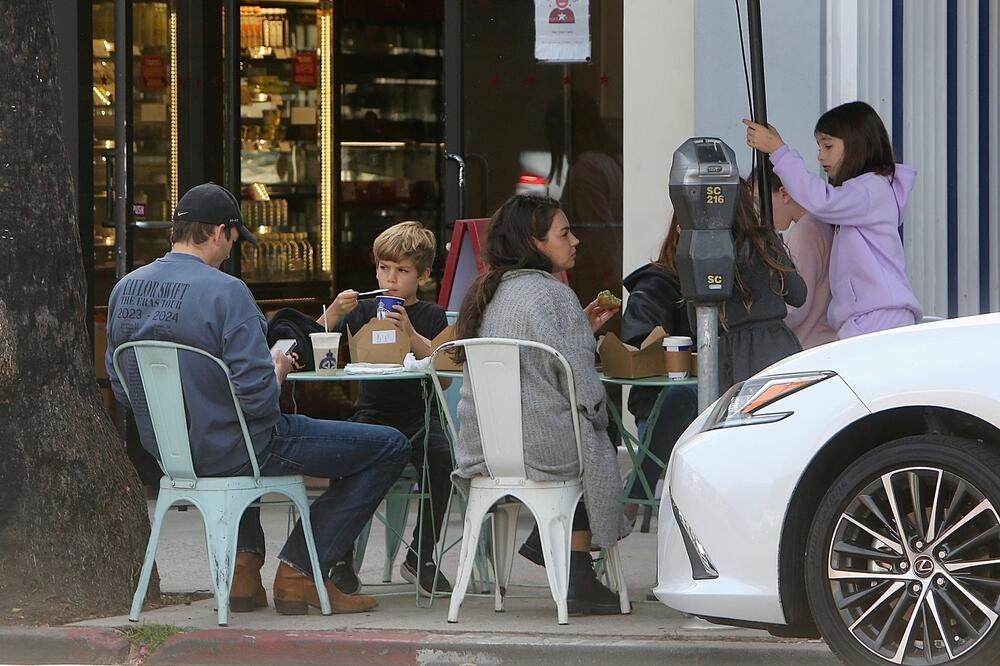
{"left": 113, "top": 340, "right": 331, "bottom": 626}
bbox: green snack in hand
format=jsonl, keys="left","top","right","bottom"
{"left": 597, "top": 290, "right": 622, "bottom": 308}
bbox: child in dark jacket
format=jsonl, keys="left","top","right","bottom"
{"left": 621, "top": 180, "right": 805, "bottom": 520}
{"left": 621, "top": 224, "right": 698, "bottom": 522}
{"left": 714, "top": 179, "right": 806, "bottom": 390}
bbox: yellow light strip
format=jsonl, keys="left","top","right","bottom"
{"left": 169, "top": 7, "right": 179, "bottom": 212}
{"left": 318, "top": 6, "right": 333, "bottom": 274}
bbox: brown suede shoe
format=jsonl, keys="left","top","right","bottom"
{"left": 272, "top": 562, "right": 377, "bottom": 615}
{"left": 230, "top": 552, "right": 268, "bottom": 612}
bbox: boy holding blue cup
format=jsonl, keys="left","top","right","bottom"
{"left": 319, "top": 221, "right": 453, "bottom": 598}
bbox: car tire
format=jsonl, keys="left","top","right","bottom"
{"left": 805, "top": 435, "right": 1000, "bottom": 665}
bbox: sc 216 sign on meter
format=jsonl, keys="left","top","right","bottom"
{"left": 668, "top": 137, "right": 740, "bottom": 408}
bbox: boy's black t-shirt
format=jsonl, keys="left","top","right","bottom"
{"left": 338, "top": 299, "right": 449, "bottom": 420}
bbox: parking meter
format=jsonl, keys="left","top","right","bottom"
{"left": 668, "top": 138, "right": 740, "bottom": 410}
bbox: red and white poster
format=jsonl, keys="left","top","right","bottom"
{"left": 139, "top": 55, "right": 166, "bottom": 91}
{"left": 293, "top": 51, "right": 318, "bottom": 88}
{"left": 534, "top": 0, "right": 590, "bottom": 63}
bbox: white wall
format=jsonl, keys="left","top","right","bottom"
{"left": 622, "top": 0, "right": 694, "bottom": 276}
{"left": 694, "top": 0, "right": 824, "bottom": 178}
{"left": 622, "top": 0, "right": 694, "bottom": 432}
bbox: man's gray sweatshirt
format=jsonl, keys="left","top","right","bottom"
{"left": 105, "top": 252, "right": 280, "bottom": 475}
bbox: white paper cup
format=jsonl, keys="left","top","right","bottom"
{"left": 310, "top": 332, "right": 342, "bottom": 375}
{"left": 663, "top": 335, "right": 693, "bottom": 379}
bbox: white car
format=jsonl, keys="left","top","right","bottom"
{"left": 656, "top": 314, "right": 1000, "bottom": 665}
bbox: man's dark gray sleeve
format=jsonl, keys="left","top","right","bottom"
{"left": 221, "top": 285, "right": 281, "bottom": 419}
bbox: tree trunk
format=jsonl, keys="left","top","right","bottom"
{"left": 0, "top": 0, "right": 157, "bottom": 621}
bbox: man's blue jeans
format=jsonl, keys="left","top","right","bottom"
{"left": 234, "top": 413, "right": 410, "bottom": 577}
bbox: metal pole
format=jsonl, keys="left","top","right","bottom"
{"left": 113, "top": 0, "right": 133, "bottom": 282}
{"left": 113, "top": 0, "right": 133, "bottom": 440}
{"left": 696, "top": 305, "right": 720, "bottom": 412}
{"left": 445, "top": 152, "right": 465, "bottom": 220}
{"left": 746, "top": 0, "right": 774, "bottom": 228}
{"left": 443, "top": 0, "right": 463, "bottom": 227}
{"left": 223, "top": 0, "right": 241, "bottom": 276}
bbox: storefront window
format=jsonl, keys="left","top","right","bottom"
{"left": 460, "top": 0, "right": 623, "bottom": 308}
{"left": 92, "top": 1, "right": 176, "bottom": 299}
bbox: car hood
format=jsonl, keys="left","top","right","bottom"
{"left": 759, "top": 313, "right": 1000, "bottom": 407}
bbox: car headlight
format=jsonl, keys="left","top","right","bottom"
{"left": 703, "top": 371, "right": 835, "bottom": 431}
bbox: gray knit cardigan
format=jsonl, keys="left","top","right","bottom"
{"left": 452, "top": 269, "right": 630, "bottom": 548}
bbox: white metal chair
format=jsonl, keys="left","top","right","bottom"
{"left": 113, "top": 340, "right": 331, "bottom": 625}
{"left": 428, "top": 338, "right": 630, "bottom": 625}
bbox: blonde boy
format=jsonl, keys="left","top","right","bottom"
{"left": 321, "top": 222, "right": 453, "bottom": 597}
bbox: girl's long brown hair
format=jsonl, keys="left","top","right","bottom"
{"left": 654, "top": 221, "right": 680, "bottom": 275}
{"left": 454, "top": 194, "right": 561, "bottom": 352}
{"left": 729, "top": 179, "right": 797, "bottom": 319}
{"left": 663, "top": 180, "right": 797, "bottom": 328}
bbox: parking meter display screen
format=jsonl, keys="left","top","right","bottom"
{"left": 695, "top": 142, "right": 727, "bottom": 167}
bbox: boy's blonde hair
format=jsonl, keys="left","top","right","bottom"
{"left": 373, "top": 221, "right": 437, "bottom": 272}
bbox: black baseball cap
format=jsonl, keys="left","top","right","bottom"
{"left": 173, "top": 183, "right": 257, "bottom": 245}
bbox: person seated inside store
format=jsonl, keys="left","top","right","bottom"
{"left": 451, "top": 194, "right": 631, "bottom": 616}
{"left": 319, "top": 221, "right": 454, "bottom": 598}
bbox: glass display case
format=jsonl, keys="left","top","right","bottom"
{"left": 92, "top": 1, "right": 176, "bottom": 299}
{"left": 335, "top": 0, "right": 444, "bottom": 296}
{"left": 238, "top": 2, "right": 331, "bottom": 295}
{"left": 90, "top": 0, "right": 445, "bottom": 306}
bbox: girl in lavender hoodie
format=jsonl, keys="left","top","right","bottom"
{"left": 744, "top": 101, "right": 923, "bottom": 339}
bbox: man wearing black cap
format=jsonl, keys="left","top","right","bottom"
{"left": 105, "top": 183, "right": 410, "bottom": 615}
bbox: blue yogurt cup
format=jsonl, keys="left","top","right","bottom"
{"left": 375, "top": 295, "right": 405, "bottom": 320}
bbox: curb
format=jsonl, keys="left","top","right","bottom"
{"left": 0, "top": 626, "right": 838, "bottom": 666}
{"left": 0, "top": 626, "right": 131, "bottom": 665}
{"left": 146, "top": 629, "right": 423, "bottom": 666}
{"left": 144, "top": 629, "right": 837, "bottom": 666}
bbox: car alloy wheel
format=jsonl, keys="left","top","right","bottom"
{"left": 807, "top": 436, "right": 1000, "bottom": 665}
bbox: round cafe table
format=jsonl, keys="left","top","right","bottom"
{"left": 599, "top": 373, "right": 698, "bottom": 532}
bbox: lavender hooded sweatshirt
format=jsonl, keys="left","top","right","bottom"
{"left": 771, "top": 145, "right": 923, "bottom": 334}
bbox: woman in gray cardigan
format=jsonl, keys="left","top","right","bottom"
{"left": 453, "top": 194, "right": 630, "bottom": 615}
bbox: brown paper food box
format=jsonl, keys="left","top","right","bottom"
{"left": 346, "top": 318, "right": 411, "bottom": 365}
{"left": 430, "top": 325, "right": 464, "bottom": 371}
{"left": 597, "top": 326, "right": 668, "bottom": 378}
{"left": 690, "top": 351, "right": 698, "bottom": 377}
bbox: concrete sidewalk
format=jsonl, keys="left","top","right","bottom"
{"left": 7, "top": 500, "right": 836, "bottom": 665}
{"left": 73, "top": 500, "right": 750, "bottom": 636}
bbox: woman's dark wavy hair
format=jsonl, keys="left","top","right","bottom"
{"left": 454, "top": 194, "right": 561, "bottom": 350}
{"left": 654, "top": 219, "right": 680, "bottom": 276}
{"left": 815, "top": 101, "right": 896, "bottom": 186}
